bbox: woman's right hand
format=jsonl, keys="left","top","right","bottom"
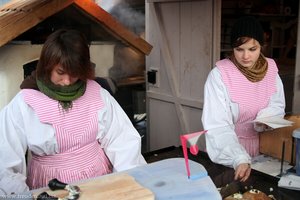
{"left": 234, "top": 163, "right": 251, "bottom": 182}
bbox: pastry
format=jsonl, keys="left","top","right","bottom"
{"left": 224, "top": 193, "right": 246, "bottom": 200}
{"left": 242, "top": 189, "right": 271, "bottom": 200}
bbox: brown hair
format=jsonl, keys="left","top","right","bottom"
{"left": 36, "top": 29, "right": 95, "bottom": 82}
{"left": 231, "top": 36, "right": 255, "bottom": 48}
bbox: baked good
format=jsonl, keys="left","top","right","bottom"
{"left": 224, "top": 189, "right": 272, "bottom": 200}
{"left": 242, "top": 189, "right": 271, "bottom": 200}
{"left": 224, "top": 193, "right": 246, "bottom": 200}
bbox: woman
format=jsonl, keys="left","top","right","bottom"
{"left": 201, "top": 16, "right": 285, "bottom": 186}
{"left": 0, "top": 29, "right": 146, "bottom": 194}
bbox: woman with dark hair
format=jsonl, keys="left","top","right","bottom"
{"left": 0, "top": 29, "right": 146, "bottom": 194}
{"left": 201, "top": 16, "right": 285, "bottom": 186}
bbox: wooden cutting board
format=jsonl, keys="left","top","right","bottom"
{"left": 34, "top": 173, "right": 154, "bottom": 200}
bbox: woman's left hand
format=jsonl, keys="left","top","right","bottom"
{"left": 254, "top": 122, "right": 273, "bottom": 132}
{"left": 234, "top": 163, "right": 251, "bottom": 182}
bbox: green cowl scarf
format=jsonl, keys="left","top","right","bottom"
{"left": 36, "top": 79, "right": 86, "bottom": 110}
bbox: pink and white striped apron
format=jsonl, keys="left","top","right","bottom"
{"left": 22, "top": 80, "right": 112, "bottom": 189}
{"left": 216, "top": 58, "right": 277, "bottom": 157}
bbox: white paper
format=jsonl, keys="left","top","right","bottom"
{"left": 251, "top": 155, "right": 293, "bottom": 177}
{"left": 278, "top": 174, "right": 300, "bottom": 190}
{"left": 253, "top": 115, "right": 294, "bottom": 129}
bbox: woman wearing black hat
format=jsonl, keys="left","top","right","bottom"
{"left": 201, "top": 16, "right": 285, "bottom": 185}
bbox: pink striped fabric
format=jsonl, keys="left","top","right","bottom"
{"left": 216, "top": 58, "right": 278, "bottom": 157}
{"left": 22, "top": 80, "right": 112, "bottom": 189}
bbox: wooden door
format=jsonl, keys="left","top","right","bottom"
{"left": 145, "top": 0, "right": 221, "bottom": 151}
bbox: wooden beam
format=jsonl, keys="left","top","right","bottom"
{"left": 74, "top": 0, "right": 152, "bottom": 55}
{"left": 0, "top": 0, "right": 74, "bottom": 47}
{"left": 0, "top": 0, "right": 152, "bottom": 56}
{"left": 147, "top": 0, "right": 205, "bottom": 3}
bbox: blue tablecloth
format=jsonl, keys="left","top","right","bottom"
{"left": 126, "top": 158, "right": 221, "bottom": 200}
{"left": 4, "top": 158, "right": 221, "bottom": 200}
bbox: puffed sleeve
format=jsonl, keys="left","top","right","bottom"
{"left": 96, "top": 88, "right": 146, "bottom": 172}
{"left": 256, "top": 74, "right": 286, "bottom": 119}
{"left": 0, "top": 92, "right": 29, "bottom": 195}
{"left": 201, "top": 68, "right": 251, "bottom": 169}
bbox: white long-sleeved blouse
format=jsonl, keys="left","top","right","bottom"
{"left": 0, "top": 88, "right": 146, "bottom": 195}
{"left": 201, "top": 66, "right": 285, "bottom": 169}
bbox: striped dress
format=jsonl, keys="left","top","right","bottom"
{"left": 22, "top": 80, "right": 112, "bottom": 189}
{"left": 216, "top": 58, "right": 277, "bottom": 157}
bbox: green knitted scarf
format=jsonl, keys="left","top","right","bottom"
{"left": 36, "top": 79, "right": 86, "bottom": 110}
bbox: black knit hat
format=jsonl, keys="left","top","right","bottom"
{"left": 230, "top": 16, "right": 264, "bottom": 47}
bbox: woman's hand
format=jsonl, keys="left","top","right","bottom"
{"left": 234, "top": 163, "right": 251, "bottom": 182}
{"left": 254, "top": 122, "right": 273, "bottom": 132}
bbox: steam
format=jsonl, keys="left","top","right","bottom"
{"left": 95, "top": 0, "right": 145, "bottom": 35}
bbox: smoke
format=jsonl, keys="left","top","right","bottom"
{"left": 95, "top": 0, "right": 122, "bottom": 12}
{"left": 95, "top": 0, "right": 145, "bottom": 35}
{"left": 95, "top": 0, "right": 146, "bottom": 80}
